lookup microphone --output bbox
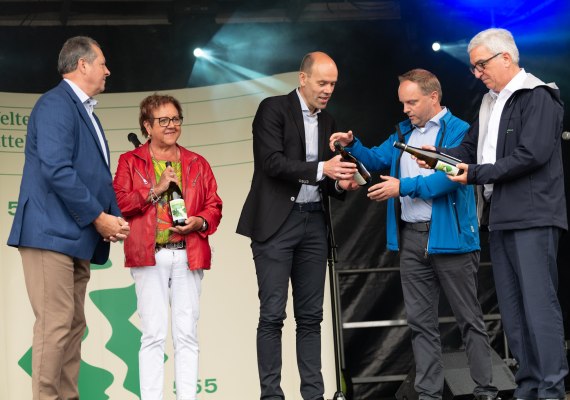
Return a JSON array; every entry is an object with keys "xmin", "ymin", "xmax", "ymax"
[{"xmin": 128, "ymin": 132, "xmax": 142, "ymax": 148}]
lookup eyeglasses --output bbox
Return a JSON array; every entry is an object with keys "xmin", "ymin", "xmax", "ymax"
[
  {"xmin": 469, "ymin": 52, "xmax": 502, "ymax": 74},
  {"xmin": 152, "ymin": 116, "xmax": 183, "ymax": 127}
]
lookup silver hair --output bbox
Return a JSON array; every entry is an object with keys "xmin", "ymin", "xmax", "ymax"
[
  {"xmin": 468, "ymin": 28, "xmax": 519, "ymax": 64},
  {"xmin": 57, "ymin": 36, "xmax": 100, "ymax": 75}
]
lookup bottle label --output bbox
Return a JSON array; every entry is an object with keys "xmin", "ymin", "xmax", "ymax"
[
  {"xmin": 434, "ymin": 161, "xmax": 460, "ymax": 176},
  {"xmin": 353, "ymin": 172, "xmax": 367, "ymax": 186},
  {"xmin": 169, "ymin": 198, "xmax": 188, "ymax": 222}
]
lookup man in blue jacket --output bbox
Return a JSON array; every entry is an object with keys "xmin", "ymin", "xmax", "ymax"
[
  {"xmin": 7, "ymin": 36, "xmax": 129, "ymax": 400},
  {"xmin": 442, "ymin": 28, "xmax": 568, "ymax": 400},
  {"xmin": 330, "ymin": 69, "xmax": 498, "ymax": 400}
]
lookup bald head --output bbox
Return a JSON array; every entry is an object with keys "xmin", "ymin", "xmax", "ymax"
[
  {"xmin": 300, "ymin": 51, "xmax": 336, "ymax": 75},
  {"xmin": 298, "ymin": 52, "xmax": 338, "ymax": 113}
]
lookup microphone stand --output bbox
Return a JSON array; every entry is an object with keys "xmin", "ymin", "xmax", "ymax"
[{"xmin": 327, "ymin": 198, "xmax": 348, "ymax": 400}]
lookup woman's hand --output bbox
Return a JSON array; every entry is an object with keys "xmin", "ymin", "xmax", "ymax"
[
  {"xmin": 169, "ymin": 216, "xmax": 205, "ymax": 235},
  {"xmin": 155, "ymin": 165, "xmax": 179, "ymax": 195}
]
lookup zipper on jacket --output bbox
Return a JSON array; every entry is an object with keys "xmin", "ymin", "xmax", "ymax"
[
  {"xmin": 192, "ymin": 172, "xmax": 201, "ymax": 187},
  {"xmin": 452, "ymin": 200, "xmax": 462, "ymax": 234},
  {"xmin": 184, "ymin": 157, "xmax": 199, "ymax": 190},
  {"xmin": 423, "ymin": 120, "xmax": 446, "ymax": 257},
  {"xmin": 134, "ymin": 167, "xmax": 149, "ymax": 185}
]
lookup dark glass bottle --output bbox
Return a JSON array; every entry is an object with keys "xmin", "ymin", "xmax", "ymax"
[
  {"xmin": 165, "ymin": 161, "xmax": 187, "ymax": 226},
  {"xmin": 393, "ymin": 141, "xmax": 464, "ymax": 176},
  {"xmin": 333, "ymin": 141, "xmax": 372, "ymax": 186}
]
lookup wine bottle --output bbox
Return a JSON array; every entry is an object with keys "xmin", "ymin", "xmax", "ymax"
[
  {"xmin": 333, "ymin": 141, "xmax": 372, "ymax": 186},
  {"xmin": 393, "ymin": 141, "xmax": 464, "ymax": 176},
  {"xmin": 165, "ymin": 161, "xmax": 188, "ymax": 226}
]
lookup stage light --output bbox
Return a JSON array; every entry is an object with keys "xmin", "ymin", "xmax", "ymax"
[
  {"xmin": 432, "ymin": 42, "xmax": 441, "ymax": 52},
  {"xmin": 193, "ymin": 48, "xmax": 205, "ymax": 58}
]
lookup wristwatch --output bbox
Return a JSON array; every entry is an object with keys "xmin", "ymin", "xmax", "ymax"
[{"xmin": 200, "ymin": 217, "xmax": 208, "ymax": 232}]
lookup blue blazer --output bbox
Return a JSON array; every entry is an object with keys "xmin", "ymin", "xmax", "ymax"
[{"xmin": 8, "ymin": 80, "xmax": 121, "ymax": 264}]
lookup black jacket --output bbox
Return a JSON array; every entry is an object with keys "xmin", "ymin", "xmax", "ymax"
[
  {"xmin": 236, "ymin": 90, "xmax": 343, "ymax": 242},
  {"xmin": 445, "ymin": 75, "xmax": 567, "ymax": 231}
]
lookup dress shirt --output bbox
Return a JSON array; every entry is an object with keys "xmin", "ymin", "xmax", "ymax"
[
  {"xmin": 295, "ymin": 89, "xmax": 323, "ymax": 203},
  {"xmin": 400, "ymin": 107, "xmax": 448, "ymax": 223},
  {"xmin": 481, "ymin": 69, "xmax": 527, "ymax": 199},
  {"xmin": 63, "ymin": 79, "xmax": 109, "ymax": 165}
]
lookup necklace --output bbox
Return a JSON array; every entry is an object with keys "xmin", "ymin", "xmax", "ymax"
[{"xmin": 149, "ymin": 144, "xmax": 179, "ymax": 162}]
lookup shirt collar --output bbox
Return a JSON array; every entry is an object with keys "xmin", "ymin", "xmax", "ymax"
[
  {"xmin": 489, "ymin": 68, "xmax": 527, "ymax": 99},
  {"xmin": 413, "ymin": 107, "xmax": 447, "ymax": 132},
  {"xmin": 64, "ymin": 78, "xmax": 98, "ymax": 110},
  {"xmin": 296, "ymin": 88, "xmax": 321, "ymax": 116}
]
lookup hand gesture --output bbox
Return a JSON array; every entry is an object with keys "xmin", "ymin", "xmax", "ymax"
[
  {"xmin": 94, "ymin": 212, "xmax": 130, "ymax": 242},
  {"xmin": 323, "ymin": 154, "xmax": 357, "ymax": 180},
  {"xmin": 338, "ymin": 178, "xmax": 361, "ymax": 191},
  {"xmin": 447, "ymin": 163, "xmax": 469, "ymax": 184},
  {"xmin": 169, "ymin": 216, "xmax": 206, "ymax": 235},
  {"xmin": 329, "ymin": 130, "xmax": 354, "ymax": 151},
  {"xmin": 367, "ymin": 175, "xmax": 400, "ymax": 202},
  {"xmin": 155, "ymin": 165, "xmax": 178, "ymax": 195}
]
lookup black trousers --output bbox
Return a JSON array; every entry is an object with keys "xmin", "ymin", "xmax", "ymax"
[{"xmin": 251, "ymin": 209, "xmax": 327, "ymax": 400}]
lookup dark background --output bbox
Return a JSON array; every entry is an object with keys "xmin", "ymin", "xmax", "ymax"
[{"xmin": 1, "ymin": 0, "xmax": 569, "ymax": 398}]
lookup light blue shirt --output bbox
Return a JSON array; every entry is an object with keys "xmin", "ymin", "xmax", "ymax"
[
  {"xmin": 64, "ymin": 79, "xmax": 109, "ymax": 165},
  {"xmin": 295, "ymin": 89, "xmax": 323, "ymax": 203},
  {"xmin": 400, "ymin": 107, "xmax": 447, "ymax": 223}
]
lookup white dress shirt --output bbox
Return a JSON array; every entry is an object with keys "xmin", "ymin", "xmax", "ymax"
[
  {"xmin": 481, "ymin": 69, "xmax": 527, "ymax": 199},
  {"xmin": 295, "ymin": 89, "xmax": 323, "ymax": 203}
]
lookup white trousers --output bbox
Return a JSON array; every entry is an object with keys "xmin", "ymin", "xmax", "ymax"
[{"xmin": 131, "ymin": 249, "xmax": 203, "ymax": 400}]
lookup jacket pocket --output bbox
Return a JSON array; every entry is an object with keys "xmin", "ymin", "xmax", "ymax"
[{"xmin": 44, "ymin": 192, "xmax": 81, "ymax": 240}]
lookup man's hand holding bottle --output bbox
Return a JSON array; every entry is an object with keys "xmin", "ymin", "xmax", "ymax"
[
  {"xmin": 329, "ymin": 130, "xmax": 354, "ymax": 149},
  {"xmin": 329, "ymin": 130, "xmax": 372, "ymax": 188},
  {"xmin": 323, "ymin": 154, "xmax": 357, "ymax": 179},
  {"xmin": 413, "ymin": 144, "xmax": 469, "ymax": 184}
]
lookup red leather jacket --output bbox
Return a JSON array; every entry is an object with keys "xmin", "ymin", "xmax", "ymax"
[{"xmin": 113, "ymin": 142, "xmax": 222, "ymax": 269}]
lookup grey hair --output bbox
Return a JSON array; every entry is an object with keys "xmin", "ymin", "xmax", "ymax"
[
  {"xmin": 468, "ymin": 28, "xmax": 519, "ymax": 64},
  {"xmin": 57, "ymin": 36, "xmax": 100, "ymax": 75}
]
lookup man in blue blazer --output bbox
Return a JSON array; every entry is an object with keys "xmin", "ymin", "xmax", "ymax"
[{"xmin": 7, "ymin": 36, "xmax": 129, "ymax": 400}]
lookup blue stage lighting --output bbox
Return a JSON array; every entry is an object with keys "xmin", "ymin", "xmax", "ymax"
[
  {"xmin": 193, "ymin": 48, "xmax": 205, "ymax": 58},
  {"xmin": 432, "ymin": 42, "xmax": 441, "ymax": 52}
]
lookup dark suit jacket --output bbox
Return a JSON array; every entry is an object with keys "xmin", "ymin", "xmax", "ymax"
[
  {"xmin": 8, "ymin": 80, "xmax": 121, "ymax": 264},
  {"xmin": 237, "ymin": 90, "xmax": 343, "ymax": 243}
]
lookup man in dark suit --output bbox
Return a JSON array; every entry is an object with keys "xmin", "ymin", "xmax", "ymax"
[
  {"xmin": 7, "ymin": 36, "xmax": 129, "ymax": 400},
  {"xmin": 237, "ymin": 52, "xmax": 358, "ymax": 400}
]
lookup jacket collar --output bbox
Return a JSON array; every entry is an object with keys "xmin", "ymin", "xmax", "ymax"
[{"xmin": 59, "ymin": 80, "xmax": 109, "ymax": 165}]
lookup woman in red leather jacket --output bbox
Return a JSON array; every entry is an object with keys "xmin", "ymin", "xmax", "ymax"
[{"xmin": 113, "ymin": 94, "xmax": 222, "ymax": 400}]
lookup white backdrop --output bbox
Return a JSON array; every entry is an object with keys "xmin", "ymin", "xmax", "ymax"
[{"xmin": 0, "ymin": 72, "xmax": 336, "ymax": 399}]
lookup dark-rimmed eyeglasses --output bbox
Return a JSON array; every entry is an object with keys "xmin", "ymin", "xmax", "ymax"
[
  {"xmin": 469, "ymin": 52, "xmax": 502, "ymax": 74},
  {"xmin": 152, "ymin": 116, "xmax": 183, "ymax": 127}
]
